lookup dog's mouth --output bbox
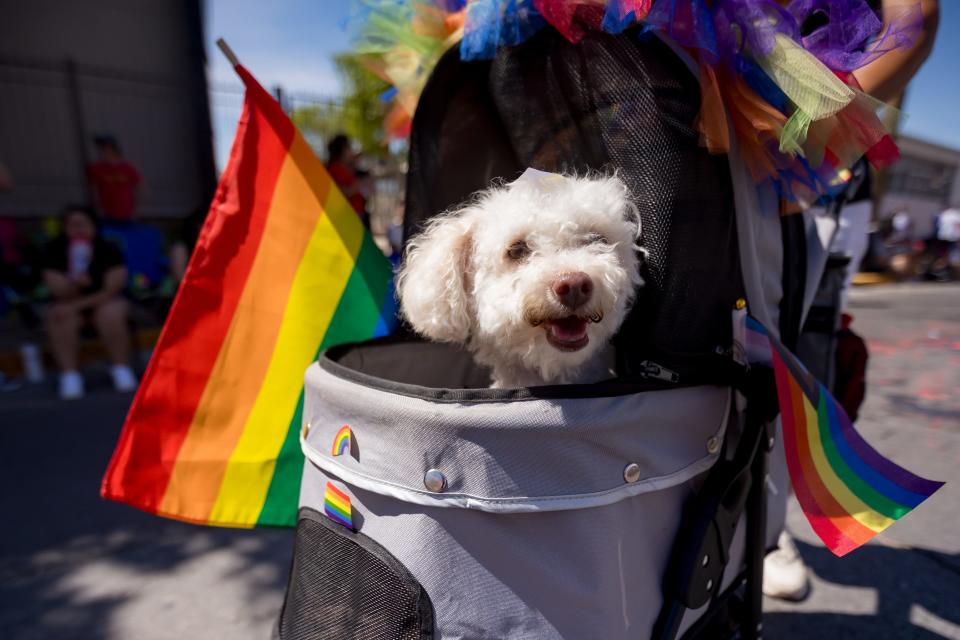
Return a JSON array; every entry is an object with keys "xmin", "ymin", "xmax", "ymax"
[{"xmin": 541, "ymin": 314, "xmax": 600, "ymax": 352}]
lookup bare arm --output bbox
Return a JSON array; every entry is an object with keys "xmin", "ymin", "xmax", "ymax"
[
  {"xmin": 853, "ymin": 0, "xmax": 940, "ymax": 103},
  {"xmin": 75, "ymin": 265, "xmax": 128, "ymax": 310},
  {"xmin": 43, "ymin": 270, "xmax": 82, "ymax": 301}
]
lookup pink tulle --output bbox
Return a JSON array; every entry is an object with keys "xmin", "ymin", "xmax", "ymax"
[{"xmin": 533, "ymin": 0, "xmax": 606, "ymax": 43}]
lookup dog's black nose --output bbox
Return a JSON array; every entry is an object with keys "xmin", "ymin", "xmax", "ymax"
[{"xmin": 552, "ymin": 272, "xmax": 593, "ymax": 310}]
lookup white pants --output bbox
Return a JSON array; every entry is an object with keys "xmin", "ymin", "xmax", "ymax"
[{"xmin": 830, "ymin": 200, "xmax": 872, "ymax": 311}]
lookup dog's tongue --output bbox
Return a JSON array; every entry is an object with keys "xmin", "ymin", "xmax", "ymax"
[{"xmin": 548, "ymin": 316, "xmax": 588, "ymax": 341}]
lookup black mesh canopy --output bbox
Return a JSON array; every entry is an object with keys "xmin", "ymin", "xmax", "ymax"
[{"xmin": 405, "ymin": 28, "xmax": 745, "ymax": 380}]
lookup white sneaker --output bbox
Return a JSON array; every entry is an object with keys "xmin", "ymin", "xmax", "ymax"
[
  {"xmin": 763, "ymin": 530, "xmax": 811, "ymax": 601},
  {"xmin": 110, "ymin": 365, "xmax": 138, "ymax": 392},
  {"xmin": 59, "ymin": 371, "xmax": 85, "ymax": 400}
]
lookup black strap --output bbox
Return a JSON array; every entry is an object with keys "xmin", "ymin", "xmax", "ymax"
[
  {"xmin": 651, "ymin": 366, "xmax": 776, "ymax": 640},
  {"xmin": 779, "ymin": 206, "xmax": 807, "ymax": 352}
]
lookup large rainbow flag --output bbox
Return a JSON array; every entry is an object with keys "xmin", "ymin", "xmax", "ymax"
[
  {"xmin": 745, "ymin": 316, "xmax": 943, "ymax": 556},
  {"xmin": 101, "ymin": 62, "xmax": 396, "ymax": 527}
]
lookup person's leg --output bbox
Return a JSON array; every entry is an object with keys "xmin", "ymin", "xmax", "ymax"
[
  {"xmin": 46, "ymin": 302, "xmax": 80, "ymax": 372},
  {"xmin": 93, "ymin": 297, "xmax": 137, "ymax": 391},
  {"xmin": 763, "ymin": 427, "xmax": 810, "ymax": 601},
  {"xmin": 169, "ymin": 241, "xmax": 189, "ymax": 283},
  {"xmin": 93, "ymin": 298, "xmax": 131, "ymax": 366},
  {"xmin": 46, "ymin": 302, "xmax": 84, "ymax": 399},
  {"xmin": 831, "ymin": 200, "xmax": 872, "ymax": 311}
]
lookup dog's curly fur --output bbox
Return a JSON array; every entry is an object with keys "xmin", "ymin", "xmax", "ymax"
[{"xmin": 398, "ymin": 171, "xmax": 643, "ymax": 388}]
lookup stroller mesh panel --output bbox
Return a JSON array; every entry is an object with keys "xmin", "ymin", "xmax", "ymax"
[
  {"xmin": 278, "ymin": 508, "xmax": 433, "ymax": 640},
  {"xmin": 405, "ymin": 29, "xmax": 744, "ymax": 379}
]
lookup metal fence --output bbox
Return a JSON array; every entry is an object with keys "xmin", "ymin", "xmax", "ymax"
[{"xmin": 262, "ymin": 84, "xmax": 405, "ymax": 245}]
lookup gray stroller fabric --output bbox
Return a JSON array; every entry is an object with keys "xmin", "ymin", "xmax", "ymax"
[
  {"xmin": 303, "ymin": 361, "xmax": 731, "ymax": 512},
  {"xmin": 296, "ymin": 352, "xmax": 739, "ymax": 639}
]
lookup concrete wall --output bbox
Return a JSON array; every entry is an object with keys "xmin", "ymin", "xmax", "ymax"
[
  {"xmin": 878, "ymin": 135, "xmax": 960, "ymax": 238},
  {"xmin": 0, "ymin": 0, "xmax": 214, "ymax": 218},
  {"xmin": 877, "ymin": 194, "xmax": 948, "ymax": 238}
]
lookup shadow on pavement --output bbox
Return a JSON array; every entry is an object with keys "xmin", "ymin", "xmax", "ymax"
[
  {"xmin": 765, "ymin": 539, "xmax": 960, "ymax": 640},
  {"xmin": 0, "ymin": 385, "xmax": 293, "ymax": 640}
]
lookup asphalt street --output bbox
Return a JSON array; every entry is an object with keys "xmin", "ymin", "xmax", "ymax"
[
  {"xmin": 764, "ymin": 283, "xmax": 960, "ymax": 639},
  {"xmin": 1, "ymin": 282, "xmax": 958, "ymax": 639}
]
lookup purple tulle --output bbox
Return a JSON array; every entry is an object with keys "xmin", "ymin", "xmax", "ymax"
[
  {"xmin": 788, "ymin": 0, "xmax": 922, "ymax": 72},
  {"xmin": 713, "ymin": 0, "xmax": 799, "ymax": 61},
  {"xmin": 428, "ymin": 0, "xmax": 468, "ymax": 11}
]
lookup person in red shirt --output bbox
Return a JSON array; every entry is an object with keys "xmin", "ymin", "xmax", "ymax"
[
  {"xmin": 87, "ymin": 135, "xmax": 142, "ymax": 222},
  {"xmin": 326, "ymin": 134, "xmax": 370, "ymax": 229}
]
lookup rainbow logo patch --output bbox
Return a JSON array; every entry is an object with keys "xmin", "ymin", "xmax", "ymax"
[
  {"xmin": 331, "ymin": 425, "xmax": 352, "ymax": 457},
  {"xmin": 324, "ymin": 481, "xmax": 353, "ymax": 529}
]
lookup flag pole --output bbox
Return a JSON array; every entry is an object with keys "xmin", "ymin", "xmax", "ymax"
[{"xmin": 215, "ymin": 38, "xmax": 241, "ymax": 68}]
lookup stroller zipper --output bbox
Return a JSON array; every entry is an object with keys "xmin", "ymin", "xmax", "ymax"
[{"xmin": 638, "ymin": 360, "xmax": 680, "ymax": 384}]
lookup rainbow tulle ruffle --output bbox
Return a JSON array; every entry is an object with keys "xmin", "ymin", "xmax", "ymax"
[{"xmin": 351, "ymin": 0, "xmax": 921, "ymax": 204}]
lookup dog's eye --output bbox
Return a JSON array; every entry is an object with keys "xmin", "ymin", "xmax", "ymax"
[
  {"xmin": 506, "ymin": 239, "xmax": 531, "ymax": 261},
  {"xmin": 584, "ymin": 232, "xmax": 609, "ymax": 246}
]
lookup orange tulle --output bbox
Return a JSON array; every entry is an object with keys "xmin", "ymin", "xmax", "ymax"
[
  {"xmin": 384, "ymin": 104, "xmax": 413, "ymax": 140},
  {"xmin": 412, "ymin": 4, "xmax": 464, "ymax": 38},
  {"xmin": 697, "ymin": 62, "xmax": 731, "ymax": 154},
  {"xmin": 720, "ymin": 70, "xmax": 787, "ymax": 183}
]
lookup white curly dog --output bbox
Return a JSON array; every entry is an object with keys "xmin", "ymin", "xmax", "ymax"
[{"xmin": 398, "ymin": 168, "xmax": 644, "ymax": 388}]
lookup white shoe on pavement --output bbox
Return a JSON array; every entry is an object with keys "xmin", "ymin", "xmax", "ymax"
[
  {"xmin": 763, "ymin": 530, "xmax": 811, "ymax": 601},
  {"xmin": 110, "ymin": 365, "xmax": 138, "ymax": 392},
  {"xmin": 59, "ymin": 371, "xmax": 85, "ymax": 400}
]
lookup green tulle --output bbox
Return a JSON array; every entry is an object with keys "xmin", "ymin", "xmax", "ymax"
[
  {"xmin": 354, "ymin": 1, "xmax": 443, "ymax": 56},
  {"xmin": 755, "ymin": 34, "xmax": 855, "ymax": 156},
  {"xmin": 779, "ymin": 110, "xmax": 813, "ymax": 157}
]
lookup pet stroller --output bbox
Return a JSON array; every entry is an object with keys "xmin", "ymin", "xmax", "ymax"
[{"xmin": 276, "ymin": 27, "xmax": 811, "ymax": 640}]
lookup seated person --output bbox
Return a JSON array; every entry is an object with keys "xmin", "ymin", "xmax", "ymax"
[{"xmin": 42, "ymin": 205, "xmax": 138, "ymax": 399}]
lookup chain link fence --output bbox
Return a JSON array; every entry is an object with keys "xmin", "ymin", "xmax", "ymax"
[{"xmin": 212, "ymin": 82, "xmax": 406, "ymax": 254}]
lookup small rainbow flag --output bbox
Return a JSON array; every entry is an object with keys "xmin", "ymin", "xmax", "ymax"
[
  {"xmin": 331, "ymin": 425, "xmax": 352, "ymax": 457},
  {"xmin": 100, "ymin": 62, "xmax": 396, "ymax": 527},
  {"xmin": 324, "ymin": 481, "xmax": 354, "ymax": 529},
  {"xmin": 745, "ymin": 317, "xmax": 943, "ymax": 556}
]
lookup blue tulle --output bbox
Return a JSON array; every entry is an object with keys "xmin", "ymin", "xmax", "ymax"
[
  {"xmin": 602, "ymin": 0, "xmax": 641, "ymax": 34},
  {"xmin": 380, "ymin": 86, "xmax": 399, "ymax": 102},
  {"xmin": 461, "ymin": 0, "xmax": 547, "ymax": 60},
  {"xmin": 645, "ymin": 0, "xmax": 718, "ymax": 63},
  {"xmin": 771, "ymin": 151, "xmax": 834, "ymax": 201},
  {"xmin": 740, "ymin": 61, "xmax": 790, "ymax": 113}
]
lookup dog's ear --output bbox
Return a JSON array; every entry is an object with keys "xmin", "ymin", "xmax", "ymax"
[{"xmin": 397, "ymin": 209, "xmax": 475, "ymax": 343}]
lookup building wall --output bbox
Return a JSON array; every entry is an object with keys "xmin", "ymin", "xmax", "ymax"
[
  {"xmin": 877, "ymin": 135, "xmax": 960, "ymax": 238},
  {"xmin": 0, "ymin": 0, "xmax": 214, "ymax": 218}
]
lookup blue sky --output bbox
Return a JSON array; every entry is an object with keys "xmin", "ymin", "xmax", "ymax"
[{"xmin": 206, "ymin": 0, "xmax": 960, "ymax": 170}]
